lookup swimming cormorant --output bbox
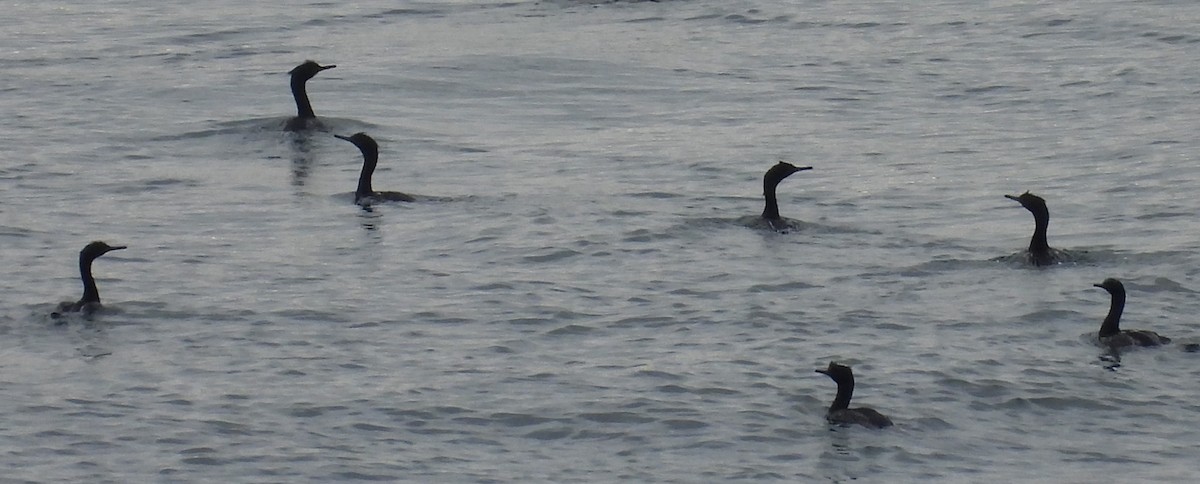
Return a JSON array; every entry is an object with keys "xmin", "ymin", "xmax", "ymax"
[
  {"xmin": 1093, "ymin": 278, "xmax": 1170, "ymax": 348},
  {"xmin": 816, "ymin": 362, "xmax": 893, "ymax": 429},
  {"xmin": 335, "ymin": 132, "xmax": 415, "ymax": 205},
  {"xmin": 53, "ymin": 241, "xmax": 125, "ymax": 317},
  {"xmin": 1004, "ymin": 191, "xmax": 1065, "ymax": 266},
  {"xmin": 762, "ymin": 161, "xmax": 812, "ymax": 231},
  {"xmin": 286, "ymin": 60, "xmax": 335, "ymax": 130}
]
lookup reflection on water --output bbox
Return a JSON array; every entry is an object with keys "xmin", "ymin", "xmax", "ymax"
[
  {"xmin": 358, "ymin": 204, "xmax": 381, "ymax": 232},
  {"xmin": 288, "ymin": 133, "xmax": 316, "ymax": 187}
]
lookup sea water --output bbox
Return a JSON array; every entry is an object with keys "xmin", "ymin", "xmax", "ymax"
[{"xmin": 3, "ymin": 1, "xmax": 1200, "ymax": 481}]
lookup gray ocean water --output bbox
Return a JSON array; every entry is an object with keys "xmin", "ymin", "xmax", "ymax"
[{"xmin": 4, "ymin": 0, "xmax": 1200, "ymax": 482}]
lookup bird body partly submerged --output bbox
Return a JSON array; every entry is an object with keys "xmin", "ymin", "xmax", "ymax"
[
  {"xmin": 1004, "ymin": 191, "xmax": 1077, "ymax": 266},
  {"xmin": 52, "ymin": 241, "xmax": 125, "ymax": 318},
  {"xmin": 1093, "ymin": 278, "xmax": 1170, "ymax": 348},
  {"xmin": 761, "ymin": 161, "xmax": 812, "ymax": 232},
  {"xmin": 826, "ymin": 406, "xmax": 893, "ymax": 429},
  {"xmin": 816, "ymin": 362, "xmax": 893, "ymax": 429},
  {"xmin": 335, "ymin": 132, "xmax": 415, "ymax": 205},
  {"xmin": 285, "ymin": 60, "xmax": 336, "ymax": 131}
]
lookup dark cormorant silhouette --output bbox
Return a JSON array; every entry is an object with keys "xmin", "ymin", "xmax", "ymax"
[
  {"xmin": 1093, "ymin": 278, "xmax": 1170, "ymax": 348},
  {"xmin": 53, "ymin": 241, "xmax": 125, "ymax": 317},
  {"xmin": 335, "ymin": 132, "xmax": 415, "ymax": 205},
  {"xmin": 816, "ymin": 362, "xmax": 893, "ymax": 429},
  {"xmin": 1004, "ymin": 191, "xmax": 1068, "ymax": 266},
  {"xmin": 762, "ymin": 161, "xmax": 812, "ymax": 231},
  {"xmin": 285, "ymin": 60, "xmax": 336, "ymax": 130}
]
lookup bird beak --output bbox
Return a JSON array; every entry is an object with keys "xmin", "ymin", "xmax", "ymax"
[
  {"xmin": 1004, "ymin": 194, "xmax": 1019, "ymax": 202},
  {"xmin": 796, "ymin": 166, "xmax": 814, "ymax": 172},
  {"xmin": 1093, "ymin": 283, "xmax": 1103, "ymax": 288},
  {"xmin": 815, "ymin": 369, "xmax": 828, "ymax": 375},
  {"xmin": 334, "ymin": 134, "xmax": 351, "ymax": 142},
  {"xmin": 321, "ymin": 64, "xmax": 337, "ymax": 71}
]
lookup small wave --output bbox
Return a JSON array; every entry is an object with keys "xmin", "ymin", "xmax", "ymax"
[
  {"xmin": 269, "ymin": 309, "xmax": 354, "ymax": 323},
  {"xmin": 522, "ymin": 248, "xmax": 581, "ymax": 263},
  {"xmin": 577, "ymin": 412, "xmax": 656, "ymax": 424},
  {"xmin": 379, "ymin": 8, "xmax": 447, "ymax": 17},
  {"xmin": 661, "ymin": 419, "xmax": 708, "ymax": 430},
  {"xmin": 999, "ymin": 396, "xmax": 1118, "ymax": 412},
  {"xmin": 545, "ymin": 324, "xmax": 596, "ymax": 336},
  {"xmin": 904, "ymin": 257, "xmax": 1012, "ymax": 274},
  {"xmin": 1014, "ymin": 309, "xmax": 1081, "ymax": 325},
  {"xmin": 524, "ymin": 427, "xmax": 573, "ymax": 440},
  {"xmin": 490, "ymin": 413, "xmax": 562, "ymax": 427},
  {"xmin": 1138, "ymin": 277, "xmax": 1200, "ymax": 295},
  {"xmin": 992, "ymin": 247, "xmax": 1094, "ymax": 267},
  {"xmin": 747, "ymin": 281, "xmax": 818, "ymax": 293},
  {"xmin": 628, "ymin": 191, "xmax": 684, "ymax": 199},
  {"xmin": 633, "ymin": 369, "xmax": 683, "ymax": 380}
]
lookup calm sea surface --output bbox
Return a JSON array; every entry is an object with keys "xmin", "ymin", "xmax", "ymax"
[{"xmin": 4, "ymin": 1, "xmax": 1200, "ymax": 482}]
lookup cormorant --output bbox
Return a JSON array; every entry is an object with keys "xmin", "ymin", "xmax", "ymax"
[
  {"xmin": 285, "ymin": 60, "xmax": 336, "ymax": 130},
  {"xmin": 762, "ymin": 161, "xmax": 812, "ymax": 231},
  {"xmin": 1004, "ymin": 191, "xmax": 1064, "ymax": 266},
  {"xmin": 335, "ymin": 132, "xmax": 415, "ymax": 205},
  {"xmin": 816, "ymin": 362, "xmax": 893, "ymax": 429},
  {"xmin": 1093, "ymin": 278, "xmax": 1170, "ymax": 348},
  {"xmin": 53, "ymin": 241, "xmax": 125, "ymax": 317}
]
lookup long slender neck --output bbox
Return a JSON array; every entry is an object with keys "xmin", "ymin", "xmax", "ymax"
[
  {"xmin": 1028, "ymin": 209, "xmax": 1050, "ymax": 254},
  {"xmin": 829, "ymin": 377, "xmax": 854, "ymax": 411},
  {"xmin": 79, "ymin": 254, "xmax": 99, "ymax": 303},
  {"xmin": 292, "ymin": 76, "xmax": 315, "ymax": 119},
  {"xmin": 356, "ymin": 151, "xmax": 377, "ymax": 198},
  {"xmin": 762, "ymin": 179, "xmax": 782, "ymax": 220},
  {"xmin": 1099, "ymin": 289, "xmax": 1124, "ymax": 337}
]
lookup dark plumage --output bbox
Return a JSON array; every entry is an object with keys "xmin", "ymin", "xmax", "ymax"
[
  {"xmin": 286, "ymin": 60, "xmax": 336, "ymax": 130},
  {"xmin": 1093, "ymin": 278, "xmax": 1170, "ymax": 348},
  {"xmin": 761, "ymin": 161, "xmax": 812, "ymax": 231},
  {"xmin": 1004, "ymin": 191, "xmax": 1061, "ymax": 266},
  {"xmin": 53, "ymin": 241, "xmax": 125, "ymax": 317},
  {"xmin": 816, "ymin": 362, "xmax": 893, "ymax": 429},
  {"xmin": 335, "ymin": 132, "xmax": 415, "ymax": 205}
]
